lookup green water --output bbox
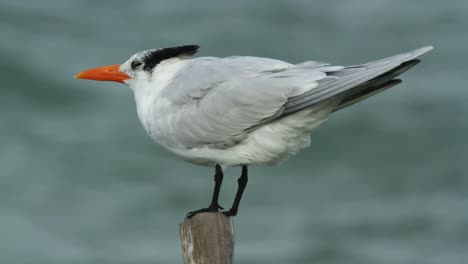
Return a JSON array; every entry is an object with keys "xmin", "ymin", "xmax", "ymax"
[{"xmin": 1, "ymin": 1, "xmax": 467, "ymax": 263}]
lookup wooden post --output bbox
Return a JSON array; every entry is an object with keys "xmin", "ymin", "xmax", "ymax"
[{"xmin": 179, "ymin": 213, "xmax": 235, "ymax": 264}]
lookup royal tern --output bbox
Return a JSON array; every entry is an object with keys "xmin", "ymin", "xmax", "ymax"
[{"xmin": 76, "ymin": 45, "xmax": 433, "ymax": 218}]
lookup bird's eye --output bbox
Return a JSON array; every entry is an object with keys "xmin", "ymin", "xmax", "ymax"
[{"xmin": 131, "ymin": 61, "xmax": 143, "ymax": 69}]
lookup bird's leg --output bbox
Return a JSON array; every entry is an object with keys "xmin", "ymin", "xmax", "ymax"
[
  {"xmin": 185, "ymin": 165, "xmax": 224, "ymax": 219},
  {"xmin": 208, "ymin": 164, "xmax": 224, "ymax": 211},
  {"xmin": 223, "ymin": 166, "xmax": 248, "ymax": 217}
]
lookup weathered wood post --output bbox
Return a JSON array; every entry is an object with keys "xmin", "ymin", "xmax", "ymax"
[{"xmin": 179, "ymin": 213, "xmax": 235, "ymax": 264}]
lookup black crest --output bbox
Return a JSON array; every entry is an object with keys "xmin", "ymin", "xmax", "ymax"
[{"xmin": 141, "ymin": 45, "xmax": 199, "ymax": 72}]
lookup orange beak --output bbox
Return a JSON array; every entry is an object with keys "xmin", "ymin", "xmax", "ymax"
[{"xmin": 74, "ymin": 64, "xmax": 130, "ymax": 83}]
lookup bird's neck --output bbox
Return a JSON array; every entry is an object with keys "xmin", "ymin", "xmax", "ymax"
[
  {"xmin": 133, "ymin": 58, "xmax": 192, "ymax": 137},
  {"xmin": 134, "ymin": 57, "xmax": 191, "ymax": 98}
]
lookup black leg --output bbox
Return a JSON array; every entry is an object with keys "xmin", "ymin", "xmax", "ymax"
[
  {"xmin": 185, "ymin": 165, "xmax": 224, "ymax": 219},
  {"xmin": 223, "ymin": 166, "xmax": 248, "ymax": 217},
  {"xmin": 209, "ymin": 165, "xmax": 224, "ymax": 210}
]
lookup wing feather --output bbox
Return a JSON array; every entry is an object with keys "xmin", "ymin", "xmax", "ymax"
[
  {"xmin": 282, "ymin": 46, "xmax": 433, "ymax": 116},
  {"xmin": 159, "ymin": 57, "xmax": 325, "ymax": 147},
  {"xmin": 158, "ymin": 47, "xmax": 432, "ymax": 148}
]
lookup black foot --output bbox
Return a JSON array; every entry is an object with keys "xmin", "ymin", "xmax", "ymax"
[
  {"xmin": 185, "ymin": 165, "xmax": 249, "ymax": 219},
  {"xmin": 185, "ymin": 203, "xmax": 224, "ymax": 220},
  {"xmin": 222, "ymin": 208, "xmax": 237, "ymax": 217},
  {"xmin": 186, "ymin": 164, "xmax": 225, "ymax": 220},
  {"xmin": 222, "ymin": 166, "xmax": 248, "ymax": 218}
]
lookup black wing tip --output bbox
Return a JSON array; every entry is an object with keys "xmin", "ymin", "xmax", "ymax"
[
  {"xmin": 333, "ymin": 79, "xmax": 403, "ymax": 112},
  {"xmin": 401, "ymin": 59, "xmax": 420, "ymax": 67}
]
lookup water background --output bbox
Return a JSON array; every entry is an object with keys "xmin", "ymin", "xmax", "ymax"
[{"xmin": 1, "ymin": 1, "xmax": 467, "ymax": 263}]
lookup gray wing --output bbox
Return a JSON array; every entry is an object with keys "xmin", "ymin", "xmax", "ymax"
[
  {"xmin": 282, "ymin": 46, "xmax": 433, "ymax": 116},
  {"xmin": 160, "ymin": 57, "xmax": 327, "ymax": 148},
  {"xmin": 160, "ymin": 46, "xmax": 432, "ymax": 148}
]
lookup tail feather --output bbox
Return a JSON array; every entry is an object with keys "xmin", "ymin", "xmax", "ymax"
[
  {"xmin": 246, "ymin": 46, "xmax": 433, "ymax": 132},
  {"xmin": 333, "ymin": 59, "xmax": 421, "ymax": 112},
  {"xmin": 282, "ymin": 46, "xmax": 433, "ymax": 117}
]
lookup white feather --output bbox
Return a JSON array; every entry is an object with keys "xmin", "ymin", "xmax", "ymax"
[{"xmin": 119, "ymin": 46, "xmax": 433, "ymax": 167}]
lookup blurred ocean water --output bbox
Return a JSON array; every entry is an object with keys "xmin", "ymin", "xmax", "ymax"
[{"xmin": 1, "ymin": 1, "xmax": 467, "ymax": 263}]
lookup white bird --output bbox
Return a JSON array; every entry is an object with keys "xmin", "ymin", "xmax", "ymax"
[{"xmin": 75, "ymin": 45, "xmax": 433, "ymax": 218}]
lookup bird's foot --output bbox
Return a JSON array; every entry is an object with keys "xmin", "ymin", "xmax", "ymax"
[
  {"xmin": 222, "ymin": 208, "xmax": 237, "ymax": 217},
  {"xmin": 185, "ymin": 203, "xmax": 224, "ymax": 220}
]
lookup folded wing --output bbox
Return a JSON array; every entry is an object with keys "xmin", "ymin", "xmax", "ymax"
[{"xmin": 159, "ymin": 46, "xmax": 432, "ymax": 148}]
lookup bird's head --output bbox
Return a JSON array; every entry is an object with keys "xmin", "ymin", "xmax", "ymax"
[{"xmin": 75, "ymin": 45, "xmax": 199, "ymax": 86}]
